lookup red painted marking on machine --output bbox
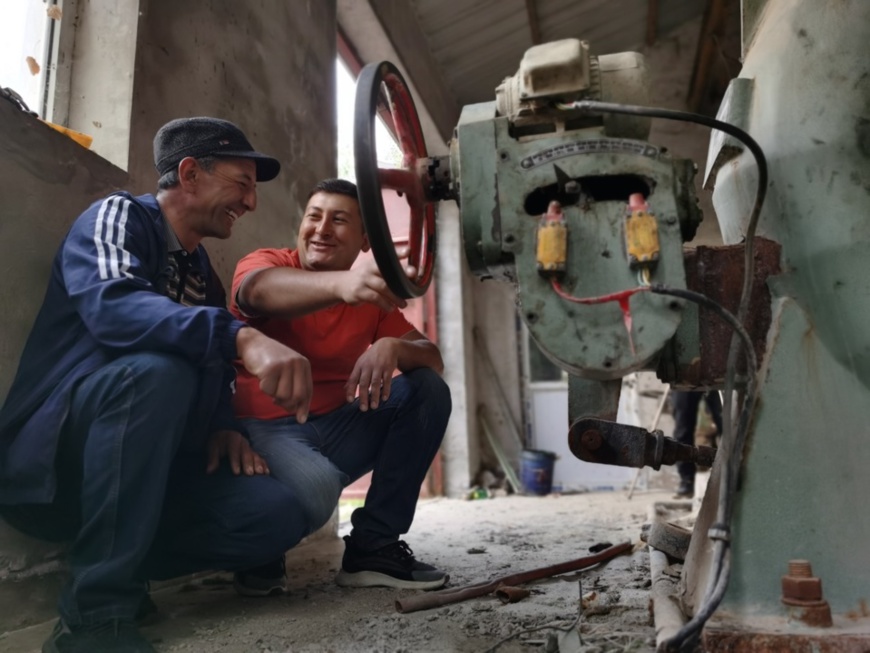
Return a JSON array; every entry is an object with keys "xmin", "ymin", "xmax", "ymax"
[{"xmin": 550, "ymin": 280, "xmax": 648, "ymax": 354}]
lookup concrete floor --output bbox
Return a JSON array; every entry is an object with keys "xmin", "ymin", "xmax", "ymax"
[{"xmin": 1, "ymin": 489, "xmax": 675, "ymax": 653}]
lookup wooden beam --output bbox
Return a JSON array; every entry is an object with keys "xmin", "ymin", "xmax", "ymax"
[
  {"xmin": 358, "ymin": 0, "xmax": 459, "ymax": 144},
  {"xmin": 687, "ymin": 0, "xmax": 730, "ymax": 113},
  {"xmin": 525, "ymin": 0, "xmax": 542, "ymax": 45},
  {"xmin": 646, "ymin": 0, "xmax": 659, "ymax": 46}
]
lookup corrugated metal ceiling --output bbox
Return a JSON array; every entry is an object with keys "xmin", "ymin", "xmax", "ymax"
[{"xmin": 409, "ymin": 0, "xmax": 704, "ymax": 106}]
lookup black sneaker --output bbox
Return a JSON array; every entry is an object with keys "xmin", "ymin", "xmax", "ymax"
[
  {"xmin": 233, "ymin": 556, "xmax": 287, "ymax": 597},
  {"xmin": 42, "ymin": 618, "xmax": 155, "ymax": 653},
  {"xmin": 335, "ymin": 535, "xmax": 448, "ymax": 590}
]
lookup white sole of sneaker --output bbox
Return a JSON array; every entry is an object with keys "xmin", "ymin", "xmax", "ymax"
[{"xmin": 334, "ymin": 569, "xmax": 448, "ymax": 590}]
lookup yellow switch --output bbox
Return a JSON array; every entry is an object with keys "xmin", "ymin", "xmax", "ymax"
[
  {"xmin": 625, "ymin": 193, "xmax": 659, "ymax": 270},
  {"xmin": 536, "ymin": 201, "xmax": 567, "ymax": 274}
]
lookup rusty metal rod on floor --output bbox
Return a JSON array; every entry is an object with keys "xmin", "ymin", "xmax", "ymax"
[{"xmin": 395, "ymin": 540, "xmax": 632, "ymax": 614}]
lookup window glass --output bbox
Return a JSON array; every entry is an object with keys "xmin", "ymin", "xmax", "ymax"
[
  {"xmin": 0, "ymin": 1, "xmax": 51, "ymax": 115},
  {"xmin": 335, "ymin": 58, "xmax": 403, "ymax": 181},
  {"xmin": 528, "ymin": 332, "xmax": 565, "ymax": 382}
]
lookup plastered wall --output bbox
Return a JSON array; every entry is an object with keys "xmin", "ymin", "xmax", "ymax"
[
  {"xmin": 0, "ymin": 0, "xmax": 337, "ymax": 633},
  {"xmin": 0, "ymin": 100, "xmax": 129, "ymax": 634},
  {"xmin": 128, "ymin": 0, "xmax": 338, "ymax": 284}
]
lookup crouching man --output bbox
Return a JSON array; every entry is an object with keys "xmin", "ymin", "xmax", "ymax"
[
  {"xmin": 231, "ymin": 178, "xmax": 451, "ymax": 593},
  {"xmin": 0, "ymin": 117, "xmax": 313, "ymax": 653}
]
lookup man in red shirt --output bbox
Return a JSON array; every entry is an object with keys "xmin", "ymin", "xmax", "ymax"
[{"xmin": 230, "ymin": 178, "xmax": 451, "ymax": 592}]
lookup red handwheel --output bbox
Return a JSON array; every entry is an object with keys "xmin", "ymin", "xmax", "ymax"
[{"xmin": 354, "ymin": 61, "xmax": 436, "ymax": 299}]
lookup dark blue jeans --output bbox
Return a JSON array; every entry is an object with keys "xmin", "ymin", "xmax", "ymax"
[
  {"xmin": 2, "ymin": 353, "xmax": 308, "ymax": 627},
  {"xmin": 241, "ymin": 368, "xmax": 451, "ymax": 551},
  {"xmin": 672, "ymin": 390, "xmax": 723, "ymax": 484}
]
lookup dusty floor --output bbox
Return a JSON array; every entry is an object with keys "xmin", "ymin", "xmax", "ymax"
[{"xmin": 3, "ymin": 489, "xmax": 676, "ymax": 653}]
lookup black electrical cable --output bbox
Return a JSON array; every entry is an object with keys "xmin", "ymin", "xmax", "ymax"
[
  {"xmin": 649, "ymin": 285, "xmax": 759, "ymax": 651},
  {"xmin": 559, "ymin": 100, "xmax": 769, "ymax": 650},
  {"xmin": 648, "ymin": 286, "xmax": 757, "ymax": 375}
]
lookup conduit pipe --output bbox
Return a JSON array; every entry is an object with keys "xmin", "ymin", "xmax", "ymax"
[{"xmin": 647, "ymin": 503, "xmax": 690, "ymax": 650}]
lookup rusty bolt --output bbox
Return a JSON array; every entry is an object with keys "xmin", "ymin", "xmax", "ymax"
[
  {"xmin": 789, "ymin": 560, "xmax": 812, "ymax": 577},
  {"xmin": 580, "ymin": 429, "xmax": 603, "ymax": 451},
  {"xmin": 781, "ymin": 559, "xmax": 832, "ymax": 627},
  {"xmin": 782, "ymin": 559, "xmax": 823, "ymax": 602}
]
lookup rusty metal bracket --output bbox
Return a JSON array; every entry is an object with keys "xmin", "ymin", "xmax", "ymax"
[
  {"xmin": 567, "ymin": 417, "xmax": 716, "ymax": 470},
  {"xmin": 659, "ymin": 237, "xmax": 781, "ymax": 389}
]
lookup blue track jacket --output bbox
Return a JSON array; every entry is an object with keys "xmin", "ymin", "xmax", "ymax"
[{"xmin": 0, "ymin": 192, "xmax": 246, "ymax": 504}]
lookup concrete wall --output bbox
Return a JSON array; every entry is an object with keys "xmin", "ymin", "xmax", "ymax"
[
  {"xmin": 470, "ymin": 282, "xmax": 525, "ymax": 482},
  {"xmin": 128, "ymin": 0, "xmax": 338, "ymax": 283},
  {"xmin": 64, "ymin": 0, "xmax": 140, "ymax": 169},
  {"xmin": 0, "ymin": 100, "xmax": 129, "ymax": 634},
  {"xmin": 436, "ymin": 202, "xmax": 479, "ymax": 497},
  {"xmin": 0, "ymin": 0, "xmax": 338, "ymax": 633}
]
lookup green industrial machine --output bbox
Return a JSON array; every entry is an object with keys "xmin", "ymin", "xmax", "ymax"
[{"xmin": 353, "ymin": 0, "xmax": 870, "ymax": 648}]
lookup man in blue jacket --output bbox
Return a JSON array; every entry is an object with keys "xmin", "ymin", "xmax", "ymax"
[{"xmin": 0, "ymin": 117, "xmax": 313, "ymax": 653}]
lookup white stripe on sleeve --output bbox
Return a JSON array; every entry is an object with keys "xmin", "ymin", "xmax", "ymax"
[
  {"xmin": 93, "ymin": 196, "xmax": 133, "ymax": 280},
  {"xmin": 93, "ymin": 197, "xmax": 112, "ymax": 280},
  {"xmin": 116, "ymin": 200, "xmax": 133, "ymax": 279},
  {"xmin": 104, "ymin": 197, "xmax": 119, "ymax": 278}
]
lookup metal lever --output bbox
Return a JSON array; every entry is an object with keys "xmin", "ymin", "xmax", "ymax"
[{"xmin": 568, "ymin": 417, "xmax": 716, "ymax": 470}]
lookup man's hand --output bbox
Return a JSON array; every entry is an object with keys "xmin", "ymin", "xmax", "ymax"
[
  {"xmin": 337, "ymin": 250, "xmax": 416, "ymax": 313},
  {"xmin": 345, "ymin": 338, "xmax": 400, "ymax": 411},
  {"xmin": 206, "ymin": 430, "xmax": 270, "ymax": 476},
  {"xmin": 236, "ymin": 327, "xmax": 312, "ymax": 423}
]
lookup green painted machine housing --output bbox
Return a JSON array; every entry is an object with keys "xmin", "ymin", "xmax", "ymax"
[
  {"xmin": 451, "ymin": 102, "xmax": 701, "ymax": 380},
  {"xmin": 682, "ymin": 0, "xmax": 870, "ymax": 628}
]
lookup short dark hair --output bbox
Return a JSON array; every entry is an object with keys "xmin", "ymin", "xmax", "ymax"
[
  {"xmin": 157, "ymin": 155, "xmax": 219, "ymax": 190},
  {"xmin": 306, "ymin": 178, "xmax": 358, "ymax": 202}
]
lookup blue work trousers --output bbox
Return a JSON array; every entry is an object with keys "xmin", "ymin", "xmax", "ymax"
[
  {"xmin": 1, "ymin": 353, "xmax": 307, "ymax": 627},
  {"xmin": 672, "ymin": 390, "xmax": 723, "ymax": 484},
  {"xmin": 241, "ymin": 368, "xmax": 451, "ymax": 551}
]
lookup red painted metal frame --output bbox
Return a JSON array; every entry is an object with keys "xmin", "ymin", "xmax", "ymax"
[
  {"xmin": 376, "ymin": 69, "xmax": 436, "ymax": 291},
  {"xmin": 337, "ymin": 32, "xmax": 442, "ymax": 497}
]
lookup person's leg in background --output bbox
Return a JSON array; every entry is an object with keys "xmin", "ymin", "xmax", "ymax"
[
  {"xmin": 703, "ymin": 391, "xmax": 724, "ymax": 442},
  {"xmin": 671, "ymin": 390, "xmax": 703, "ymax": 498}
]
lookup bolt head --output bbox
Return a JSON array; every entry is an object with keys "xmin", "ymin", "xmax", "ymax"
[
  {"xmin": 580, "ymin": 429, "xmax": 603, "ymax": 451},
  {"xmin": 782, "ymin": 575, "xmax": 823, "ymax": 601}
]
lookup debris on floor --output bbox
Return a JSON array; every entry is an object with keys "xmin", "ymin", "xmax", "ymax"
[{"xmin": 3, "ymin": 490, "xmax": 672, "ymax": 652}]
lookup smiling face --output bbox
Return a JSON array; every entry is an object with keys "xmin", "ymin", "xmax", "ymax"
[
  {"xmin": 191, "ymin": 158, "xmax": 258, "ymax": 240},
  {"xmin": 297, "ymin": 191, "xmax": 368, "ymax": 271}
]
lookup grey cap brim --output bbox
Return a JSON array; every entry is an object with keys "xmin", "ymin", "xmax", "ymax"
[{"xmin": 216, "ymin": 151, "xmax": 281, "ymax": 182}]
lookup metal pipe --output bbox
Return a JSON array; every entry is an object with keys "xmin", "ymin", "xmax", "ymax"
[
  {"xmin": 647, "ymin": 504, "xmax": 689, "ymax": 649},
  {"xmin": 395, "ymin": 541, "xmax": 632, "ymax": 614}
]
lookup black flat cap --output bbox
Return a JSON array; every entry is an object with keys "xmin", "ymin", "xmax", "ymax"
[{"xmin": 154, "ymin": 117, "xmax": 281, "ymax": 182}]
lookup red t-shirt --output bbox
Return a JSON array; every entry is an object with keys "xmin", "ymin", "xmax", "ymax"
[{"xmin": 230, "ymin": 248, "xmax": 415, "ymax": 419}]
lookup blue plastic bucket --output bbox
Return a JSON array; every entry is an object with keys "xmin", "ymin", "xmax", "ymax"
[{"xmin": 520, "ymin": 449, "xmax": 557, "ymax": 496}]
